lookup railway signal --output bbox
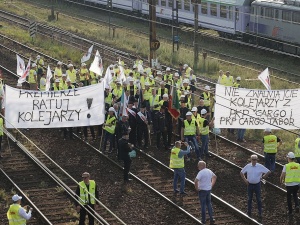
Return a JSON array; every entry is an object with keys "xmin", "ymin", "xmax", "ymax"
[{"xmin": 29, "ymin": 21, "xmax": 37, "ymax": 39}]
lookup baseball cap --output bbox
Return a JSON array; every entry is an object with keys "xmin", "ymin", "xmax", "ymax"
[
  {"xmin": 264, "ymin": 128, "xmax": 271, "ymax": 132},
  {"xmin": 186, "ymin": 112, "xmax": 192, "ymax": 116},
  {"xmin": 205, "ymin": 85, "xmax": 210, "ymax": 91},
  {"xmin": 108, "ymin": 107, "xmax": 115, "ymax": 112},
  {"xmin": 236, "ymin": 76, "xmax": 241, "ymax": 81},
  {"xmin": 166, "ymin": 67, "xmax": 171, "ymax": 71},
  {"xmin": 163, "ymin": 94, "xmax": 168, "ymax": 98},
  {"xmin": 201, "ymin": 109, "xmax": 207, "ymax": 115},
  {"xmin": 82, "ymin": 172, "xmax": 90, "ymax": 178},
  {"xmin": 12, "ymin": 194, "xmax": 22, "ymax": 202},
  {"xmin": 287, "ymin": 152, "xmax": 295, "ymax": 159},
  {"xmin": 191, "ymin": 107, "xmax": 197, "ymax": 112}
]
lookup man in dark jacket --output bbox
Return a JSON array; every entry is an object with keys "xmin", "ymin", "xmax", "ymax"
[
  {"xmin": 136, "ymin": 102, "xmax": 151, "ymax": 149},
  {"xmin": 115, "ymin": 115, "xmax": 130, "ymax": 159},
  {"xmin": 118, "ymin": 131, "xmax": 134, "ymax": 182},
  {"xmin": 154, "ymin": 105, "xmax": 169, "ymax": 150}
]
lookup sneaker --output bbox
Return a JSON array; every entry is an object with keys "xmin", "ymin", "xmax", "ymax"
[
  {"xmin": 180, "ymin": 192, "xmax": 188, "ymax": 196},
  {"xmin": 173, "ymin": 189, "xmax": 179, "ymax": 196}
]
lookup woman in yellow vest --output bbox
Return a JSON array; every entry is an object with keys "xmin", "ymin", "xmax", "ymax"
[
  {"xmin": 28, "ymin": 63, "xmax": 37, "ymax": 90},
  {"xmin": 66, "ymin": 64, "xmax": 77, "ymax": 85},
  {"xmin": 54, "ymin": 61, "xmax": 63, "ymax": 79},
  {"xmin": 39, "ymin": 73, "xmax": 46, "ymax": 91},
  {"xmin": 80, "ymin": 64, "xmax": 89, "ymax": 86},
  {"xmin": 102, "ymin": 107, "xmax": 116, "ymax": 153},
  {"xmin": 280, "ymin": 152, "xmax": 300, "ymax": 215},
  {"xmin": 199, "ymin": 109, "xmax": 211, "ymax": 158},
  {"xmin": 7, "ymin": 194, "xmax": 32, "ymax": 224}
]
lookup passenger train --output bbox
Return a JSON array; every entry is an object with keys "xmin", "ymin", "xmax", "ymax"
[{"xmin": 77, "ymin": 0, "xmax": 300, "ymax": 55}]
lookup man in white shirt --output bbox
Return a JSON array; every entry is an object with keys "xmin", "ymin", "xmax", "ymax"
[
  {"xmin": 7, "ymin": 194, "xmax": 33, "ymax": 224},
  {"xmin": 240, "ymin": 154, "xmax": 270, "ymax": 218},
  {"xmin": 194, "ymin": 161, "xmax": 217, "ymax": 224}
]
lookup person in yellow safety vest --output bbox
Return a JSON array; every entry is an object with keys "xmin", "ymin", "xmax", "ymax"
[
  {"xmin": 102, "ymin": 107, "xmax": 117, "ymax": 153},
  {"xmin": 60, "ymin": 74, "xmax": 68, "ymax": 90},
  {"xmin": 144, "ymin": 66, "xmax": 152, "ymax": 76},
  {"xmin": 139, "ymin": 72, "xmax": 146, "ymax": 90},
  {"xmin": 181, "ymin": 111, "xmax": 201, "ymax": 160},
  {"xmin": 35, "ymin": 55, "xmax": 44, "ymax": 86},
  {"xmin": 149, "ymin": 88, "xmax": 161, "ymax": 112},
  {"xmin": 174, "ymin": 73, "xmax": 182, "ymax": 89},
  {"xmin": 75, "ymin": 172, "xmax": 99, "ymax": 225},
  {"xmin": 183, "ymin": 64, "xmax": 192, "ymax": 77},
  {"xmin": 224, "ymin": 71, "xmax": 234, "ymax": 86},
  {"xmin": 146, "ymin": 75, "xmax": 155, "ymax": 87},
  {"xmin": 217, "ymin": 70, "xmax": 225, "ymax": 84},
  {"xmin": 201, "ymin": 85, "xmax": 211, "ymax": 108},
  {"xmin": 233, "ymin": 76, "xmax": 241, "ymax": 88},
  {"xmin": 199, "ymin": 109, "xmax": 213, "ymax": 158},
  {"xmin": 169, "ymin": 141, "xmax": 191, "ymax": 196},
  {"xmin": 294, "ymin": 136, "xmax": 300, "ymax": 163},
  {"xmin": 7, "ymin": 194, "xmax": 32, "ymax": 225},
  {"xmin": 181, "ymin": 79, "xmax": 190, "ymax": 92},
  {"xmin": 66, "ymin": 64, "xmax": 77, "ymax": 85},
  {"xmin": 191, "ymin": 107, "xmax": 201, "ymax": 126},
  {"xmin": 112, "ymin": 82, "xmax": 123, "ymax": 101},
  {"xmin": 89, "ymin": 71, "xmax": 98, "ymax": 85},
  {"xmin": 280, "ymin": 152, "xmax": 300, "ymax": 215},
  {"xmin": 164, "ymin": 67, "xmax": 173, "ymax": 82},
  {"xmin": 28, "ymin": 63, "xmax": 37, "ymax": 90},
  {"xmin": 134, "ymin": 56, "xmax": 143, "ymax": 68},
  {"xmin": 39, "ymin": 73, "xmax": 46, "ymax": 91},
  {"xmin": 155, "ymin": 71, "xmax": 163, "ymax": 83},
  {"xmin": 0, "ymin": 116, "xmax": 3, "ymax": 158},
  {"xmin": 114, "ymin": 64, "xmax": 120, "ymax": 77},
  {"xmin": 263, "ymin": 128, "xmax": 282, "ymax": 172},
  {"xmin": 143, "ymin": 82, "xmax": 152, "ymax": 100},
  {"xmin": 104, "ymin": 87, "xmax": 114, "ymax": 111},
  {"xmin": 124, "ymin": 64, "xmax": 132, "ymax": 76},
  {"xmin": 66, "ymin": 79, "xmax": 75, "ymax": 89},
  {"xmin": 80, "ymin": 64, "xmax": 89, "ymax": 86},
  {"xmin": 54, "ymin": 61, "xmax": 63, "ymax": 80},
  {"xmin": 185, "ymin": 91, "xmax": 192, "ymax": 110},
  {"xmin": 157, "ymin": 81, "xmax": 168, "ymax": 99},
  {"xmin": 127, "ymin": 78, "xmax": 137, "ymax": 96},
  {"xmin": 132, "ymin": 66, "xmax": 140, "ymax": 80},
  {"xmin": 52, "ymin": 79, "xmax": 62, "ymax": 91}
]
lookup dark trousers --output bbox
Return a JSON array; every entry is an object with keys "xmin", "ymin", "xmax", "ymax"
[
  {"xmin": 137, "ymin": 124, "xmax": 149, "ymax": 147},
  {"xmin": 63, "ymin": 127, "xmax": 73, "ymax": 139},
  {"xmin": 123, "ymin": 158, "xmax": 132, "ymax": 181},
  {"xmin": 79, "ymin": 204, "xmax": 95, "ymax": 225},
  {"xmin": 286, "ymin": 185, "xmax": 299, "ymax": 213},
  {"xmin": 247, "ymin": 183, "xmax": 262, "ymax": 216},
  {"xmin": 83, "ymin": 126, "xmax": 95, "ymax": 138},
  {"xmin": 129, "ymin": 126, "xmax": 137, "ymax": 145},
  {"xmin": 103, "ymin": 131, "xmax": 115, "ymax": 152},
  {"xmin": 166, "ymin": 124, "xmax": 173, "ymax": 146},
  {"xmin": 156, "ymin": 130, "xmax": 167, "ymax": 148}
]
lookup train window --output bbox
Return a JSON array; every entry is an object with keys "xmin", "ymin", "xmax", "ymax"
[
  {"xmin": 168, "ymin": 0, "xmax": 173, "ymax": 8},
  {"xmin": 275, "ymin": 9, "xmax": 279, "ymax": 20},
  {"xmin": 228, "ymin": 6, "xmax": 233, "ymax": 20},
  {"xmin": 292, "ymin": 12, "xmax": 300, "ymax": 23},
  {"xmin": 178, "ymin": 0, "xmax": 182, "ymax": 10},
  {"xmin": 282, "ymin": 11, "xmax": 292, "ymax": 22},
  {"xmin": 265, "ymin": 8, "xmax": 274, "ymax": 19},
  {"xmin": 184, "ymin": 0, "xmax": 190, "ymax": 11},
  {"xmin": 220, "ymin": 5, "xmax": 227, "ymax": 18},
  {"xmin": 251, "ymin": 6, "xmax": 255, "ymax": 15},
  {"xmin": 201, "ymin": 2, "xmax": 207, "ymax": 14},
  {"xmin": 235, "ymin": 8, "xmax": 239, "ymax": 20},
  {"xmin": 211, "ymin": 3, "xmax": 217, "ymax": 16},
  {"xmin": 260, "ymin": 7, "xmax": 264, "ymax": 17},
  {"xmin": 161, "ymin": 0, "xmax": 166, "ymax": 7}
]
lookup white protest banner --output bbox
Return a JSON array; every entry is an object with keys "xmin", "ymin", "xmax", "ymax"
[
  {"xmin": 214, "ymin": 84, "xmax": 299, "ymax": 129},
  {"xmin": 5, "ymin": 83, "xmax": 105, "ymax": 128}
]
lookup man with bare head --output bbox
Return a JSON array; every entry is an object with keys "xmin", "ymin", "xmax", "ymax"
[{"xmin": 194, "ymin": 161, "xmax": 217, "ymax": 224}]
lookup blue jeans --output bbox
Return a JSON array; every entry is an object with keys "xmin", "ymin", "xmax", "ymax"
[
  {"xmin": 173, "ymin": 168, "xmax": 186, "ymax": 193},
  {"xmin": 184, "ymin": 135, "xmax": 200, "ymax": 158},
  {"xmin": 237, "ymin": 129, "xmax": 246, "ymax": 140},
  {"xmin": 247, "ymin": 183, "xmax": 262, "ymax": 216},
  {"xmin": 201, "ymin": 135, "xmax": 209, "ymax": 156},
  {"xmin": 103, "ymin": 131, "xmax": 115, "ymax": 152},
  {"xmin": 264, "ymin": 153, "xmax": 276, "ymax": 172},
  {"xmin": 198, "ymin": 190, "xmax": 214, "ymax": 223}
]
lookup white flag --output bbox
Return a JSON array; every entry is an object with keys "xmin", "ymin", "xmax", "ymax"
[
  {"xmin": 46, "ymin": 65, "xmax": 52, "ymax": 91},
  {"xmin": 16, "ymin": 54, "xmax": 25, "ymax": 76},
  {"xmin": 104, "ymin": 65, "xmax": 113, "ymax": 87},
  {"xmin": 89, "ymin": 50, "xmax": 103, "ymax": 76},
  {"xmin": 18, "ymin": 58, "xmax": 31, "ymax": 84},
  {"xmin": 81, "ymin": 45, "xmax": 94, "ymax": 63},
  {"xmin": 258, "ymin": 68, "xmax": 271, "ymax": 90},
  {"xmin": 118, "ymin": 59, "xmax": 126, "ymax": 84}
]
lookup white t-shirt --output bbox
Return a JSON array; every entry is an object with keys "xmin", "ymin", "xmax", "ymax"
[
  {"xmin": 282, "ymin": 165, "xmax": 300, "ymax": 186},
  {"xmin": 241, "ymin": 163, "xmax": 269, "ymax": 184},
  {"xmin": 196, "ymin": 168, "xmax": 216, "ymax": 191}
]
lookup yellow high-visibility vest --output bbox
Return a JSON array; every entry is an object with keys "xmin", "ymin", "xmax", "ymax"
[
  {"xmin": 0, "ymin": 118, "xmax": 3, "ymax": 136},
  {"xmin": 264, "ymin": 135, "xmax": 278, "ymax": 154},
  {"xmin": 39, "ymin": 77, "xmax": 46, "ymax": 91},
  {"xmin": 149, "ymin": 95, "xmax": 161, "ymax": 110},
  {"xmin": 67, "ymin": 69, "xmax": 77, "ymax": 83},
  {"xmin": 157, "ymin": 88, "xmax": 168, "ymax": 97},
  {"xmin": 295, "ymin": 138, "xmax": 300, "ymax": 158},
  {"xmin": 7, "ymin": 204, "xmax": 26, "ymax": 225},
  {"xmin": 104, "ymin": 115, "xmax": 116, "ymax": 134},
  {"xmin": 28, "ymin": 69, "xmax": 36, "ymax": 83},
  {"xmin": 192, "ymin": 114, "xmax": 201, "ymax": 126},
  {"xmin": 143, "ymin": 89, "xmax": 152, "ymax": 100},
  {"xmin": 80, "ymin": 68, "xmax": 89, "ymax": 81},
  {"xmin": 54, "ymin": 67, "xmax": 62, "ymax": 78},
  {"xmin": 90, "ymin": 71, "xmax": 98, "ymax": 85},
  {"xmin": 112, "ymin": 88, "xmax": 122, "ymax": 100},
  {"xmin": 203, "ymin": 92, "xmax": 210, "ymax": 107},
  {"xmin": 198, "ymin": 117, "xmax": 209, "ymax": 135},
  {"xmin": 285, "ymin": 162, "xmax": 300, "ymax": 183},
  {"xmin": 169, "ymin": 147, "xmax": 184, "ymax": 168},
  {"xmin": 79, "ymin": 180, "xmax": 96, "ymax": 205},
  {"xmin": 105, "ymin": 93, "xmax": 113, "ymax": 105},
  {"xmin": 184, "ymin": 119, "xmax": 197, "ymax": 136}
]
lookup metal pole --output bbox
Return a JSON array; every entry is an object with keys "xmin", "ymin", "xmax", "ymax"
[
  {"xmin": 149, "ymin": 0, "xmax": 156, "ymax": 67},
  {"xmin": 193, "ymin": 1, "xmax": 199, "ymax": 70},
  {"xmin": 176, "ymin": 0, "xmax": 179, "ymax": 51},
  {"xmin": 172, "ymin": 2, "xmax": 174, "ymax": 53}
]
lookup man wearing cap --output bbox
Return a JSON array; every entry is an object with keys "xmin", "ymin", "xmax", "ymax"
[
  {"xmin": 263, "ymin": 128, "xmax": 282, "ymax": 172},
  {"xmin": 149, "ymin": 88, "xmax": 161, "ymax": 119},
  {"xmin": 102, "ymin": 107, "xmax": 117, "ymax": 153},
  {"xmin": 183, "ymin": 64, "xmax": 192, "ymax": 77},
  {"xmin": 280, "ymin": 152, "xmax": 300, "ymax": 215},
  {"xmin": 240, "ymin": 154, "xmax": 270, "ymax": 218},
  {"xmin": 80, "ymin": 63, "xmax": 89, "ymax": 86},
  {"xmin": 233, "ymin": 76, "xmax": 241, "ymax": 88},
  {"xmin": 54, "ymin": 61, "xmax": 63, "ymax": 79},
  {"xmin": 127, "ymin": 77, "xmax": 137, "ymax": 97},
  {"xmin": 181, "ymin": 111, "xmax": 201, "ymax": 160},
  {"xmin": 112, "ymin": 81, "xmax": 123, "ymax": 102},
  {"xmin": 104, "ymin": 87, "xmax": 114, "ymax": 112},
  {"xmin": 39, "ymin": 73, "xmax": 46, "ymax": 91},
  {"xmin": 170, "ymin": 141, "xmax": 191, "ymax": 196},
  {"xmin": 29, "ymin": 63, "xmax": 37, "ymax": 90},
  {"xmin": 127, "ymin": 101, "xmax": 138, "ymax": 146},
  {"xmin": 174, "ymin": 72, "xmax": 182, "ymax": 89},
  {"xmin": 137, "ymin": 102, "xmax": 151, "ymax": 149},
  {"xmin": 52, "ymin": 79, "xmax": 62, "ymax": 91},
  {"xmin": 60, "ymin": 74, "xmax": 68, "ymax": 90},
  {"xmin": 164, "ymin": 67, "xmax": 173, "ymax": 91},
  {"xmin": 224, "ymin": 71, "xmax": 234, "ymax": 86},
  {"xmin": 294, "ymin": 136, "xmax": 300, "ymax": 163},
  {"xmin": 158, "ymin": 82, "xmax": 168, "ymax": 99},
  {"xmin": 67, "ymin": 64, "xmax": 77, "ymax": 85},
  {"xmin": 75, "ymin": 172, "xmax": 99, "ymax": 225},
  {"xmin": 178, "ymin": 101, "xmax": 189, "ymax": 137},
  {"xmin": 199, "ymin": 109, "xmax": 212, "ymax": 158},
  {"xmin": 66, "ymin": 78, "xmax": 75, "ymax": 89},
  {"xmin": 118, "ymin": 130, "xmax": 135, "ymax": 182},
  {"xmin": 7, "ymin": 194, "xmax": 33, "ymax": 224},
  {"xmin": 197, "ymin": 99, "xmax": 210, "ymax": 121},
  {"xmin": 201, "ymin": 86, "xmax": 211, "ymax": 109},
  {"xmin": 35, "ymin": 55, "xmax": 44, "ymax": 78},
  {"xmin": 181, "ymin": 79, "xmax": 190, "ymax": 92},
  {"xmin": 194, "ymin": 161, "xmax": 217, "ymax": 224}
]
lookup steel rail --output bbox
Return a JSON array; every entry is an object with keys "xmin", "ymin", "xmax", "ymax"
[
  {"xmin": 0, "ymin": 168, "xmax": 53, "ymax": 225},
  {"xmin": 73, "ymin": 133, "xmax": 204, "ymax": 224}
]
